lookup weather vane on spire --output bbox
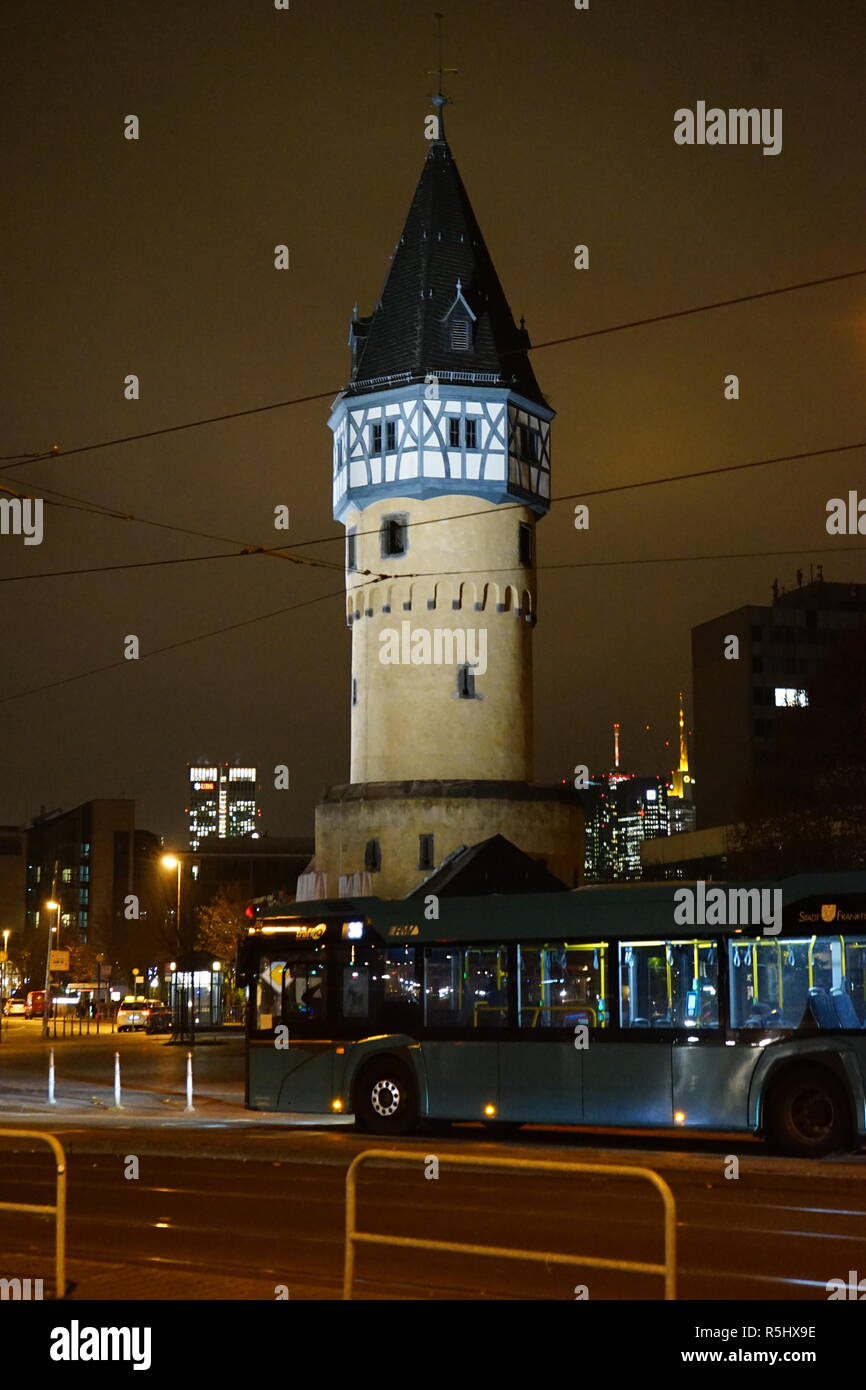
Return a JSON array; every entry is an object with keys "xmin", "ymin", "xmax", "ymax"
[{"xmin": 427, "ymin": 11, "xmax": 458, "ymax": 139}]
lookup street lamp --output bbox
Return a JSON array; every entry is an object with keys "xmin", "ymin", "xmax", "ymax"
[
  {"xmin": 42, "ymin": 900, "xmax": 60, "ymax": 1036},
  {"xmin": 161, "ymin": 854, "xmax": 192, "ymax": 1045}
]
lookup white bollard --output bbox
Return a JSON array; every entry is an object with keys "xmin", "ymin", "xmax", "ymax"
[
  {"xmin": 185, "ymin": 1050, "xmax": 195, "ymax": 1114},
  {"xmin": 113, "ymin": 1050, "xmax": 124, "ymax": 1110},
  {"xmin": 48, "ymin": 1047, "xmax": 56, "ymax": 1106}
]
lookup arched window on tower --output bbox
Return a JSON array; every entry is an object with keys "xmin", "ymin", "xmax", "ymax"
[{"xmin": 364, "ymin": 839, "xmax": 382, "ymax": 873}]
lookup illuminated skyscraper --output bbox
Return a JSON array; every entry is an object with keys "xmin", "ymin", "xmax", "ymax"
[{"xmin": 187, "ymin": 765, "xmax": 258, "ymax": 850}]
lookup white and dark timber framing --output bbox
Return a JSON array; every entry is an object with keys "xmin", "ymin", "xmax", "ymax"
[{"xmin": 300, "ymin": 94, "xmax": 583, "ymax": 900}]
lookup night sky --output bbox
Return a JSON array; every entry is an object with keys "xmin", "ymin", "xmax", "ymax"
[{"xmin": 3, "ymin": 0, "xmax": 864, "ymax": 845}]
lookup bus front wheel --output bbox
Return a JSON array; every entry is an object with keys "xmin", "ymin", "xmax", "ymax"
[
  {"xmin": 765, "ymin": 1066, "xmax": 852, "ymax": 1157},
  {"xmin": 353, "ymin": 1058, "xmax": 419, "ymax": 1136}
]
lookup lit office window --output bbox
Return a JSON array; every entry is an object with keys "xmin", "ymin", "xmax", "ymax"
[{"xmin": 774, "ymin": 687, "xmax": 808, "ymax": 708}]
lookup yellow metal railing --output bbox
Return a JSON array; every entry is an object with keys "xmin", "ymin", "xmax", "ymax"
[
  {"xmin": 344, "ymin": 1149, "xmax": 677, "ymax": 1300},
  {"xmin": 0, "ymin": 1130, "xmax": 67, "ymax": 1298}
]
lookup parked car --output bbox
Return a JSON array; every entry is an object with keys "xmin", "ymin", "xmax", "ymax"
[
  {"xmin": 3, "ymin": 996, "xmax": 26, "ymax": 1017},
  {"xmin": 24, "ymin": 990, "xmax": 45, "ymax": 1018},
  {"xmin": 116, "ymin": 997, "xmax": 172, "ymax": 1033}
]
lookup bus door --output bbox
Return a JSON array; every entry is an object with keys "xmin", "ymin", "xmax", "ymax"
[
  {"xmin": 668, "ymin": 939, "xmax": 746, "ymax": 1129},
  {"xmin": 583, "ymin": 940, "xmax": 720, "ymax": 1127},
  {"xmin": 500, "ymin": 943, "xmax": 608, "ymax": 1124},
  {"xmin": 420, "ymin": 946, "xmax": 506, "ymax": 1119}
]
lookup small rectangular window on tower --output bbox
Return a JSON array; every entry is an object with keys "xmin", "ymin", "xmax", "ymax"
[
  {"xmin": 386, "ymin": 420, "xmax": 397, "ymax": 451},
  {"xmin": 418, "ymin": 834, "xmax": 435, "ymax": 870},
  {"xmin": 448, "ymin": 417, "xmax": 461, "ymax": 448},
  {"xmin": 464, "ymin": 418, "xmax": 477, "ymax": 449},
  {"xmin": 346, "ymin": 529, "xmax": 357, "ymax": 572},
  {"xmin": 518, "ymin": 424, "xmax": 540, "ymax": 463},
  {"xmin": 518, "ymin": 521, "xmax": 533, "ymax": 566},
  {"xmin": 380, "ymin": 514, "xmax": 407, "ymax": 558},
  {"xmin": 370, "ymin": 422, "xmax": 382, "ymax": 454},
  {"xmin": 456, "ymin": 663, "xmax": 476, "ymax": 699},
  {"xmin": 352, "ymin": 677, "xmax": 358, "ymax": 707},
  {"xmin": 364, "ymin": 839, "xmax": 382, "ymax": 873}
]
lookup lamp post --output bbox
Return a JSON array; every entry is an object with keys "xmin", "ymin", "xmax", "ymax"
[
  {"xmin": 161, "ymin": 855, "xmax": 192, "ymax": 1045},
  {"xmin": 42, "ymin": 901, "xmax": 60, "ymax": 1037},
  {"xmin": 1, "ymin": 929, "xmax": 9, "ymax": 1034}
]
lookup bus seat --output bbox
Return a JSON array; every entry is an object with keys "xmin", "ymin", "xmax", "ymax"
[
  {"xmin": 807, "ymin": 987, "xmax": 838, "ymax": 1030},
  {"xmin": 830, "ymin": 988, "xmax": 862, "ymax": 1029}
]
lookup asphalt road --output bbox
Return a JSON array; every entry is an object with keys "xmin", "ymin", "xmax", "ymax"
[
  {"xmin": 1, "ymin": 1125, "xmax": 865, "ymax": 1301},
  {"xmin": 2, "ymin": 1022, "xmax": 866, "ymax": 1300}
]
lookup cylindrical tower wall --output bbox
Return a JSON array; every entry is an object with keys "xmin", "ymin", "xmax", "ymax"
[{"xmin": 345, "ymin": 495, "xmax": 537, "ymax": 783}]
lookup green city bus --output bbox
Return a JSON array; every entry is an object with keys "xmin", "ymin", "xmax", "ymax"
[{"xmin": 238, "ymin": 871, "xmax": 866, "ymax": 1157}]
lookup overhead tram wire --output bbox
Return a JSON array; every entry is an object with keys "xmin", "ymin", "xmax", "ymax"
[
  {"xmin": 16, "ymin": 431, "xmax": 866, "ymax": 563},
  {"xmin": 4, "ymin": 541, "xmax": 864, "ymax": 702},
  {"xmin": 2, "ymin": 265, "xmax": 862, "ymax": 476},
  {"xmin": 3, "ymin": 436, "xmax": 865, "ymax": 589},
  {"xmin": 5, "ymin": 539, "xmax": 866, "ymax": 590},
  {"xmin": 6, "ymin": 436, "xmax": 866, "ymax": 583},
  {"xmin": 0, "ymin": 584, "xmax": 349, "ymax": 707},
  {"xmin": 280, "ymin": 437, "xmax": 866, "ymax": 551},
  {"xmin": 0, "ymin": 472, "xmax": 347, "ymax": 575},
  {"xmin": 376, "ymin": 542, "xmax": 866, "ymax": 583}
]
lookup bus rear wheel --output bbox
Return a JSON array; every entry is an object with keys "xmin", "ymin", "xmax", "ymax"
[
  {"xmin": 353, "ymin": 1058, "xmax": 419, "ymax": 1136},
  {"xmin": 766, "ymin": 1066, "xmax": 852, "ymax": 1157}
]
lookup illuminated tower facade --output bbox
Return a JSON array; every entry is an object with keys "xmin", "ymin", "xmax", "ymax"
[{"xmin": 304, "ymin": 99, "xmax": 582, "ymax": 898}]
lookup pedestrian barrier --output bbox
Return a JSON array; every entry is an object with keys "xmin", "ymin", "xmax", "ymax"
[
  {"xmin": 0, "ymin": 1130, "xmax": 67, "ymax": 1298},
  {"xmin": 46, "ymin": 1013, "xmax": 107, "ymax": 1038},
  {"xmin": 344, "ymin": 1148, "xmax": 677, "ymax": 1300}
]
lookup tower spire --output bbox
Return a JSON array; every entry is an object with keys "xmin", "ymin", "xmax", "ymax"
[
  {"xmin": 677, "ymin": 689, "xmax": 689, "ymax": 774},
  {"xmin": 427, "ymin": 11, "xmax": 458, "ymax": 142},
  {"xmin": 671, "ymin": 691, "xmax": 691, "ymax": 798}
]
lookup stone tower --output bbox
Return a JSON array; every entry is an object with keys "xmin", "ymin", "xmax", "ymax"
[{"xmin": 301, "ymin": 101, "xmax": 582, "ymax": 900}]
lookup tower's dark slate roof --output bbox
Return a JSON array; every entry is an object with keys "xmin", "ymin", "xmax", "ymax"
[{"xmin": 348, "ymin": 137, "xmax": 546, "ymax": 408}]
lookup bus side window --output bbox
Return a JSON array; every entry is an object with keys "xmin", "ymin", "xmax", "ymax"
[
  {"xmin": 518, "ymin": 943, "xmax": 607, "ymax": 1028},
  {"xmin": 620, "ymin": 941, "xmax": 719, "ymax": 1029},
  {"xmin": 423, "ymin": 947, "xmax": 509, "ymax": 1028},
  {"xmin": 379, "ymin": 947, "xmax": 420, "ymax": 1028}
]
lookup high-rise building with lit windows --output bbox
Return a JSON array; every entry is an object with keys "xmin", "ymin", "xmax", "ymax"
[
  {"xmin": 187, "ymin": 765, "xmax": 258, "ymax": 850},
  {"xmin": 579, "ymin": 700, "xmax": 697, "ymax": 882},
  {"xmin": 692, "ymin": 576, "xmax": 866, "ymax": 827}
]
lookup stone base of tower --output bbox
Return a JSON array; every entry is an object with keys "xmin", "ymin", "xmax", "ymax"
[{"xmin": 301, "ymin": 780, "xmax": 584, "ymax": 900}]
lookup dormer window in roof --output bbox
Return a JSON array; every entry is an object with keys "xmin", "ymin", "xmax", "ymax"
[{"xmin": 441, "ymin": 278, "xmax": 476, "ymax": 353}]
